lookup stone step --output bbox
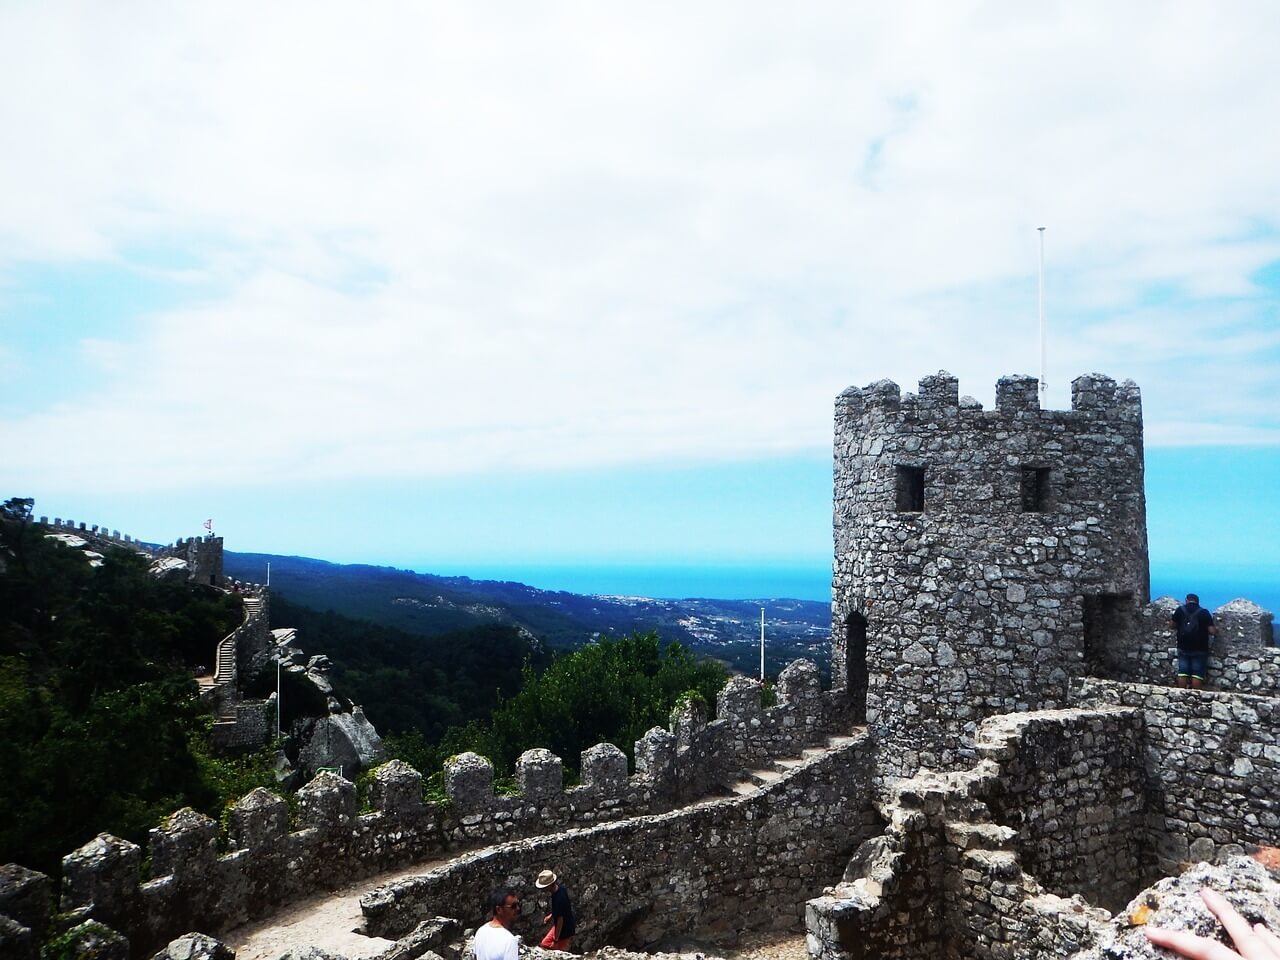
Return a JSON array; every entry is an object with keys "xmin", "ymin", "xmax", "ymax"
[{"xmin": 944, "ymin": 820, "xmax": 1018, "ymax": 851}]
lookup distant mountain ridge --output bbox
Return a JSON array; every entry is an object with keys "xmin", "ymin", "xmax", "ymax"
[{"xmin": 223, "ymin": 551, "xmax": 831, "ymax": 676}]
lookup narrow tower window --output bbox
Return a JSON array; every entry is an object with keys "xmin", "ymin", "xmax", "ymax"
[
  {"xmin": 845, "ymin": 611, "xmax": 869, "ymax": 723},
  {"xmin": 896, "ymin": 465, "xmax": 925, "ymax": 512},
  {"xmin": 1021, "ymin": 467, "xmax": 1052, "ymax": 512}
]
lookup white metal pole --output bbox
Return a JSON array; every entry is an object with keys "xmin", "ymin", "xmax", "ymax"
[
  {"xmin": 267, "ymin": 561, "xmax": 271, "ymax": 587},
  {"xmin": 759, "ymin": 607, "xmax": 765, "ymax": 681},
  {"xmin": 1038, "ymin": 227, "xmax": 1047, "ymax": 393}
]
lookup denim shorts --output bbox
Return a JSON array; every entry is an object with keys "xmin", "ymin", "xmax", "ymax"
[{"xmin": 1177, "ymin": 651, "xmax": 1209, "ymax": 680}]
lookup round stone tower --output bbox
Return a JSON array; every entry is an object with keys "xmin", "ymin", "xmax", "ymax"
[{"xmin": 831, "ymin": 371, "xmax": 1149, "ymax": 778}]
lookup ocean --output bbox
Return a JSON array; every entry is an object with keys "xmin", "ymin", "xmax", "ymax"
[
  {"xmin": 434, "ymin": 562, "xmax": 1280, "ymax": 615},
  {"xmin": 433, "ymin": 562, "xmax": 832, "ymax": 602}
]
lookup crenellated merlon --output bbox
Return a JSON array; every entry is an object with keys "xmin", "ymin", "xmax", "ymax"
[
  {"xmin": 1093, "ymin": 596, "xmax": 1280, "ymax": 694},
  {"xmin": 836, "ymin": 371, "xmax": 1143, "ymax": 421},
  {"xmin": 43, "ymin": 518, "xmax": 154, "ymax": 552},
  {"xmin": 31, "ymin": 657, "xmax": 850, "ymax": 955}
]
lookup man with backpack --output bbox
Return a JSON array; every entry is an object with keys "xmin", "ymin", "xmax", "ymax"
[{"xmin": 1171, "ymin": 593, "xmax": 1217, "ymax": 689}]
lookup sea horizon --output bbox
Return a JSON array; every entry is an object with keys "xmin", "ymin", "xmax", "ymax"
[{"xmin": 404, "ymin": 559, "xmax": 1280, "ymax": 615}]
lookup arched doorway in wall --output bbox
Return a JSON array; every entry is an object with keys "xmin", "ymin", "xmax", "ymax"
[{"xmin": 845, "ymin": 611, "xmax": 869, "ymax": 722}]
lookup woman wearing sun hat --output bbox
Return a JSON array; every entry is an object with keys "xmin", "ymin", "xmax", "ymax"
[{"xmin": 536, "ymin": 869, "xmax": 576, "ymax": 952}]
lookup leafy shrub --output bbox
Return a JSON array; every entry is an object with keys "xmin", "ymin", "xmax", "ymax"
[{"xmin": 427, "ymin": 632, "xmax": 727, "ymax": 777}]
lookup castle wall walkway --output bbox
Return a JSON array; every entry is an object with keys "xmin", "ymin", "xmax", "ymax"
[
  {"xmin": 360, "ymin": 730, "xmax": 879, "ymax": 952},
  {"xmin": 2, "ymin": 660, "xmax": 851, "ymax": 958}
]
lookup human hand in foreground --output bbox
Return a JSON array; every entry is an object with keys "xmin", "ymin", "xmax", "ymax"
[
  {"xmin": 543, "ymin": 913, "xmax": 552, "ymax": 925},
  {"xmin": 1145, "ymin": 888, "xmax": 1280, "ymax": 959}
]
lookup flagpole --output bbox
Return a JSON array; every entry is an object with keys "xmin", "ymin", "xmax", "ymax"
[
  {"xmin": 1038, "ymin": 227, "xmax": 1047, "ymax": 393},
  {"xmin": 759, "ymin": 607, "xmax": 765, "ymax": 681}
]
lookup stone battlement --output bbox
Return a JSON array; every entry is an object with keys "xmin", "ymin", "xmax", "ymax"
[
  {"xmin": 361, "ymin": 730, "xmax": 879, "ymax": 951},
  {"xmin": 836, "ymin": 370, "xmax": 1143, "ymax": 421},
  {"xmin": 7, "ymin": 658, "xmax": 849, "ymax": 955},
  {"xmin": 37, "ymin": 517, "xmax": 238, "ymax": 591},
  {"xmin": 41, "ymin": 518, "xmax": 153, "ymax": 551},
  {"xmin": 1087, "ymin": 595, "xmax": 1280, "ymax": 694},
  {"xmin": 7, "ymin": 371, "xmax": 1278, "ymax": 960}
]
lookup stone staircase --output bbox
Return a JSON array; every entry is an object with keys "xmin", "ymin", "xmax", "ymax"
[
  {"xmin": 723, "ymin": 731, "xmax": 864, "ymax": 796},
  {"xmin": 213, "ymin": 595, "xmax": 262, "ymax": 684},
  {"xmin": 203, "ymin": 593, "xmax": 265, "ymax": 722}
]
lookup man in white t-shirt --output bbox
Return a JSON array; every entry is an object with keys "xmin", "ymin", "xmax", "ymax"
[{"xmin": 473, "ymin": 887, "xmax": 521, "ymax": 960}]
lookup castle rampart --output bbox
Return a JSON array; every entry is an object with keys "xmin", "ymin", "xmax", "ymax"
[
  {"xmin": 360, "ymin": 730, "xmax": 879, "ymax": 951},
  {"xmin": 833, "ymin": 371, "xmax": 1150, "ymax": 778},
  {"xmin": 153, "ymin": 535, "xmax": 224, "ymax": 586},
  {"xmin": 1085, "ymin": 596, "xmax": 1280, "ymax": 694},
  {"xmin": 1072, "ymin": 678, "xmax": 1280, "ymax": 872},
  {"xmin": 43, "ymin": 518, "xmax": 153, "ymax": 554},
  {"xmin": 3, "ymin": 659, "xmax": 850, "ymax": 956},
  {"xmin": 807, "ymin": 678, "xmax": 1280, "ymax": 959}
]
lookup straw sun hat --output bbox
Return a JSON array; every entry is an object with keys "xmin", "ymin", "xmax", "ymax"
[{"xmin": 535, "ymin": 870, "xmax": 558, "ymax": 889}]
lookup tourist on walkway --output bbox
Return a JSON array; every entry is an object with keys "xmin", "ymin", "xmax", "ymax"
[
  {"xmin": 1172, "ymin": 593, "xmax": 1217, "ymax": 690},
  {"xmin": 536, "ymin": 869, "xmax": 576, "ymax": 952},
  {"xmin": 473, "ymin": 887, "xmax": 521, "ymax": 960}
]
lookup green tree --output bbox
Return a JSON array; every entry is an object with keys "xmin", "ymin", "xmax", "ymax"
[
  {"xmin": 0, "ymin": 516, "xmax": 246, "ymax": 874},
  {"xmin": 429, "ymin": 632, "xmax": 727, "ymax": 776}
]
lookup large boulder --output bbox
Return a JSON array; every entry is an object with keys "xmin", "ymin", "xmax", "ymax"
[
  {"xmin": 1070, "ymin": 855, "xmax": 1280, "ymax": 959},
  {"xmin": 150, "ymin": 557, "xmax": 190, "ymax": 579},
  {"xmin": 296, "ymin": 707, "xmax": 385, "ymax": 777}
]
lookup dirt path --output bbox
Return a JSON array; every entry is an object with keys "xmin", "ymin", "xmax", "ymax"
[
  {"xmin": 224, "ymin": 869, "xmax": 813, "ymax": 960},
  {"xmin": 223, "ymin": 857, "xmax": 447, "ymax": 960},
  {"xmin": 721, "ymin": 932, "xmax": 810, "ymax": 960}
]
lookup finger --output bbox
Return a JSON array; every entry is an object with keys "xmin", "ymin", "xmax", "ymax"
[
  {"xmin": 1201, "ymin": 889, "xmax": 1264, "ymax": 957},
  {"xmin": 1253, "ymin": 923, "xmax": 1280, "ymax": 959},
  {"xmin": 1145, "ymin": 925, "xmax": 1245, "ymax": 960}
]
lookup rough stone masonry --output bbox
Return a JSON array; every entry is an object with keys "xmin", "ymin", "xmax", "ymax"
[{"xmin": 4, "ymin": 371, "xmax": 1279, "ymax": 960}]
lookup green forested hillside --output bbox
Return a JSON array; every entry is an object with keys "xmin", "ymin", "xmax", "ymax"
[
  {"xmin": 265, "ymin": 595, "xmax": 554, "ymax": 741},
  {"xmin": 0, "ymin": 513, "xmax": 256, "ymax": 875},
  {"xmin": 265, "ymin": 598, "xmax": 728, "ymax": 779},
  {"xmin": 224, "ymin": 550, "xmax": 831, "ymax": 676},
  {"xmin": 0, "ymin": 508, "xmax": 731, "ymax": 876}
]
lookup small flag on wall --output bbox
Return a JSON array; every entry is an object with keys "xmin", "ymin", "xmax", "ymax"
[{"xmin": 204, "ymin": 519, "xmax": 213, "ymax": 533}]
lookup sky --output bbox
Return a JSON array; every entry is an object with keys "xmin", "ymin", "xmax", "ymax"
[{"xmin": 2, "ymin": 3, "xmax": 1279, "ymax": 603}]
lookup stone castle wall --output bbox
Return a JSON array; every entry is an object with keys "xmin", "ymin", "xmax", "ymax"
[
  {"xmin": 1074, "ymin": 678, "xmax": 1280, "ymax": 874},
  {"xmin": 41, "ymin": 518, "xmax": 152, "ymax": 552},
  {"xmin": 154, "ymin": 535, "xmax": 224, "ymax": 586},
  {"xmin": 1087, "ymin": 596, "xmax": 1280, "ymax": 694},
  {"xmin": 979, "ymin": 708, "xmax": 1149, "ymax": 910},
  {"xmin": 10, "ymin": 371, "xmax": 1279, "ymax": 960},
  {"xmin": 361, "ymin": 732, "xmax": 879, "ymax": 951},
  {"xmin": 832, "ymin": 372, "xmax": 1150, "ymax": 779},
  {"xmin": 210, "ymin": 700, "xmax": 275, "ymax": 751},
  {"xmin": 807, "ymin": 706, "xmax": 1151, "ymax": 960},
  {"xmin": 198, "ymin": 588, "xmax": 270, "ymax": 730},
  {"xmin": 807, "ymin": 679, "xmax": 1280, "ymax": 960},
  {"xmin": 7, "ymin": 660, "xmax": 848, "ymax": 957}
]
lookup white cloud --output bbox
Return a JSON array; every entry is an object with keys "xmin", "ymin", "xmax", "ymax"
[{"xmin": 1, "ymin": 1, "xmax": 1279, "ymax": 493}]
